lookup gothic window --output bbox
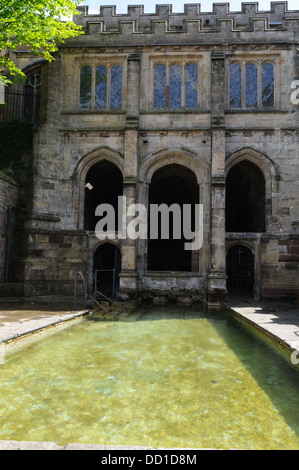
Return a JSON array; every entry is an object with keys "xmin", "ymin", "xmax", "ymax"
[
  {"xmin": 79, "ymin": 63, "xmax": 123, "ymax": 110},
  {"xmin": 153, "ymin": 62, "xmax": 198, "ymax": 109},
  {"xmin": 245, "ymin": 63, "xmax": 258, "ymax": 108},
  {"xmin": 79, "ymin": 65, "xmax": 92, "ymax": 108},
  {"xmin": 229, "ymin": 62, "xmax": 242, "ymax": 108},
  {"xmin": 23, "ymin": 72, "xmax": 41, "ymax": 121},
  {"xmin": 261, "ymin": 62, "xmax": 274, "ymax": 107},
  {"xmin": 229, "ymin": 60, "xmax": 275, "ymax": 109},
  {"xmin": 154, "ymin": 64, "xmax": 166, "ymax": 108},
  {"xmin": 95, "ymin": 65, "xmax": 107, "ymax": 108},
  {"xmin": 110, "ymin": 65, "xmax": 123, "ymax": 109},
  {"xmin": 185, "ymin": 63, "xmax": 198, "ymax": 108},
  {"xmin": 169, "ymin": 64, "xmax": 182, "ymax": 108}
]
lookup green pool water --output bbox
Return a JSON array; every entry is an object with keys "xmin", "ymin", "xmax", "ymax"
[{"xmin": 0, "ymin": 306, "xmax": 299, "ymax": 449}]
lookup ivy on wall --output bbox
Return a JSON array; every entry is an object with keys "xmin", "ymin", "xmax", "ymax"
[{"xmin": 0, "ymin": 120, "xmax": 34, "ymax": 185}]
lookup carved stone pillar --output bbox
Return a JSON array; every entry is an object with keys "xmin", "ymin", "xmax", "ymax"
[
  {"xmin": 207, "ymin": 52, "xmax": 227, "ymax": 304},
  {"xmin": 118, "ymin": 54, "xmax": 140, "ymax": 297}
]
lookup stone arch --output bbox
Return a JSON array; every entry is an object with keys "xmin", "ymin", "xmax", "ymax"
[
  {"xmin": 139, "ymin": 147, "xmax": 209, "ymax": 187},
  {"xmin": 138, "ymin": 148, "xmax": 209, "ymax": 273},
  {"xmin": 226, "ymin": 147, "xmax": 277, "ymax": 232},
  {"xmin": 93, "ymin": 241, "xmax": 122, "ymax": 295},
  {"xmin": 74, "ymin": 146, "xmax": 124, "ymax": 230},
  {"xmin": 226, "ymin": 147, "xmax": 277, "ymax": 181},
  {"xmin": 226, "ymin": 243, "xmax": 255, "ymax": 298}
]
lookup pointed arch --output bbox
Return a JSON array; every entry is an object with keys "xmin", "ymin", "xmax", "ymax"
[
  {"xmin": 226, "ymin": 148, "xmax": 277, "ymax": 232},
  {"xmin": 73, "ymin": 146, "xmax": 124, "ymax": 230}
]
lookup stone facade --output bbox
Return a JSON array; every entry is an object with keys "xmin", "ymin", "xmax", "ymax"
[{"xmin": 4, "ymin": 2, "xmax": 299, "ymax": 303}]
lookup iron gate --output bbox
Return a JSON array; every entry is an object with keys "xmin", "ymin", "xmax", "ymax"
[{"xmin": 226, "ymin": 245, "xmax": 254, "ymax": 297}]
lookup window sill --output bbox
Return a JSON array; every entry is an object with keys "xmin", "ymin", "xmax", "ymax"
[
  {"xmin": 225, "ymin": 109, "xmax": 290, "ymax": 114},
  {"xmin": 142, "ymin": 109, "xmax": 210, "ymax": 114},
  {"xmin": 61, "ymin": 109, "xmax": 126, "ymax": 115}
]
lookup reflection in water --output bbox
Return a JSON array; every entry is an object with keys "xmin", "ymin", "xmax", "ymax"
[{"xmin": 0, "ymin": 305, "xmax": 298, "ymax": 449}]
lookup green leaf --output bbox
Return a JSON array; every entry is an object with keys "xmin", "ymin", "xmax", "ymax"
[{"xmin": 0, "ymin": 0, "xmax": 83, "ymax": 84}]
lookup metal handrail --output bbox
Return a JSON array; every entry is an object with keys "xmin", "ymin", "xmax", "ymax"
[{"xmin": 73, "ymin": 270, "xmax": 125, "ymax": 316}]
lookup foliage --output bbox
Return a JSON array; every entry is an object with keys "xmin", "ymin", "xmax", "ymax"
[
  {"xmin": 0, "ymin": 120, "xmax": 34, "ymax": 184},
  {"xmin": 0, "ymin": 0, "xmax": 83, "ymax": 84}
]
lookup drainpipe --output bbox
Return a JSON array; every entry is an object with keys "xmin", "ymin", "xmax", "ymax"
[{"xmin": 4, "ymin": 205, "xmax": 14, "ymax": 283}]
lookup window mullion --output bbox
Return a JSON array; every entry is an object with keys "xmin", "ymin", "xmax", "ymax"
[{"xmin": 182, "ymin": 63, "xmax": 186, "ymax": 108}]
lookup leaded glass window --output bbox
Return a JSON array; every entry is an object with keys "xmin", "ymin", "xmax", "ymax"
[
  {"xmin": 95, "ymin": 65, "xmax": 107, "ymax": 109},
  {"xmin": 110, "ymin": 65, "xmax": 123, "ymax": 109},
  {"xmin": 169, "ymin": 64, "xmax": 182, "ymax": 108},
  {"xmin": 245, "ymin": 63, "xmax": 258, "ymax": 108},
  {"xmin": 229, "ymin": 63, "xmax": 242, "ymax": 108},
  {"xmin": 24, "ymin": 72, "xmax": 41, "ymax": 121},
  {"xmin": 261, "ymin": 62, "xmax": 274, "ymax": 107},
  {"xmin": 185, "ymin": 63, "xmax": 198, "ymax": 108},
  {"xmin": 154, "ymin": 64, "xmax": 166, "ymax": 108},
  {"xmin": 79, "ymin": 65, "xmax": 92, "ymax": 108}
]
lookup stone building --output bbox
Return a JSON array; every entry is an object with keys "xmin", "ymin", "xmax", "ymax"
[{"xmin": 1, "ymin": 2, "xmax": 299, "ymax": 304}]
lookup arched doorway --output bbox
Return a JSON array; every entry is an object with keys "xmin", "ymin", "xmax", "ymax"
[
  {"xmin": 84, "ymin": 160, "xmax": 123, "ymax": 231},
  {"xmin": 226, "ymin": 245, "xmax": 254, "ymax": 297},
  {"xmin": 94, "ymin": 243, "xmax": 121, "ymax": 296},
  {"xmin": 226, "ymin": 160, "xmax": 265, "ymax": 232},
  {"xmin": 147, "ymin": 164, "xmax": 199, "ymax": 271}
]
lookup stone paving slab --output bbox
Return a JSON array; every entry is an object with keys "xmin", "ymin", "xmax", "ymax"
[
  {"xmin": 0, "ymin": 296, "xmax": 90, "ymax": 344},
  {"xmin": 225, "ymin": 299, "xmax": 299, "ymax": 356}
]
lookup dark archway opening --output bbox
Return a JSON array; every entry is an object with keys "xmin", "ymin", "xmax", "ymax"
[
  {"xmin": 147, "ymin": 164, "xmax": 199, "ymax": 271},
  {"xmin": 227, "ymin": 245, "xmax": 254, "ymax": 297},
  {"xmin": 226, "ymin": 160, "xmax": 265, "ymax": 232},
  {"xmin": 94, "ymin": 243, "xmax": 121, "ymax": 296},
  {"xmin": 84, "ymin": 160, "xmax": 123, "ymax": 231}
]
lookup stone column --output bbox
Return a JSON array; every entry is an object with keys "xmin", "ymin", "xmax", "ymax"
[
  {"xmin": 207, "ymin": 52, "xmax": 227, "ymax": 304},
  {"xmin": 118, "ymin": 54, "xmax": 140, "ymax": 297}
]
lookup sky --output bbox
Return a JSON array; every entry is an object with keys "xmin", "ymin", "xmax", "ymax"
[{"xmin": 79, "ymin": 0, "xmax": 298, "ymax": 14}]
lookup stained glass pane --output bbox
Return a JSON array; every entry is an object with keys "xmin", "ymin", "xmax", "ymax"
[
  {"xmin": 110, "ymin": 65, "xmax": 123, "ymax": 109},
  {"xmin": 169, "ymin": 64, "xmax": 182, "ymax": 108},
  {"xmin": 245, "ymin": 63, "xmax": 258, "ymax": 108},
  {"xmin": 79, "ymin": 65, "xmax": 92, "ymax": 108},
  {"xmin": 95, "ymin": 65, "xmax": 107, "ymax": 108},
  {"xmin": 229, "ymin": 63, "xmax": 241, "ymax": 108},
  {"xmin": 153, "ymin": 64, "xmax": 166, "ymax": 108},
  {"xmin": 262, "ymin": 62, "xmax": 274, "ymax": 107},
  {"xmin": 185, "ymin": 63, "xmax": 197, "ymax": 108}
]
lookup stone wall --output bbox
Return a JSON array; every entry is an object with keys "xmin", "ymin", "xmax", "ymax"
[{"xmin": 13, "ymin": 2, "xmax": 299, "ymax": 302}]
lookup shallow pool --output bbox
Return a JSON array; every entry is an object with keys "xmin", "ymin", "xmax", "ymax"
[{"xmin": 0, "ymin": 305, "xmax": 299, "ymax": 449}]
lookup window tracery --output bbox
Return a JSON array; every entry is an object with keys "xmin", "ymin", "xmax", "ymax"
[
  {"xmin": 153, "ymin": 61, "xmax": 198, "ymax": 109},
  {"xmin": 79, "ymin": 63, "xmax": 123, "ymax": 110},
  {"xmin": 229, "ymin": 60, "xmax": 275, "ymax": 109}
]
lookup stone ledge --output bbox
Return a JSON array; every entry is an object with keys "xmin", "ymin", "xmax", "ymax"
[{"xmin": 0, "ymin": 440, "xmax": 154, "ymax": 450}]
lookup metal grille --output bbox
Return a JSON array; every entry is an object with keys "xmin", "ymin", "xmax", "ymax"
[
  {"xmin": 169, "ymin": 63, "xmax": 182, "ymax": 108},
  {"xmin": 185, "ymin": 63, "xmax": 198, "ymax": 108},
  {"xmin": 79, "ymin": 65, "xmax": 92, "ymax": 108},
  {"xmin": 110, "ymin": 65, "xmax": 123, "ymax": 109},
  {"xmin": 229, "ymin": 62, "xmax": 242, "ymax": 108},
  {"xmin": 262, "ymin": 62, "xmax": 274, "ymax": 107},
  {"xmin": 227, "ymin": 245, "xmax": 254, "ymax": 297},
  {"xmin": 0, "ymin": 86, "xmax": 40, "ymax": 122}
]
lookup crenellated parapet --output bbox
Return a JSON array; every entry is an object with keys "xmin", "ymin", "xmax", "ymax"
[{"xmin": 71, "ymin": 2, "xmax": 299, "ymax": 44}]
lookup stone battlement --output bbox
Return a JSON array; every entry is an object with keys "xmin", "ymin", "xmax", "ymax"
[{"xmin": 74, "ymin": 2, "xmax": 299, "ymax": 37}]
